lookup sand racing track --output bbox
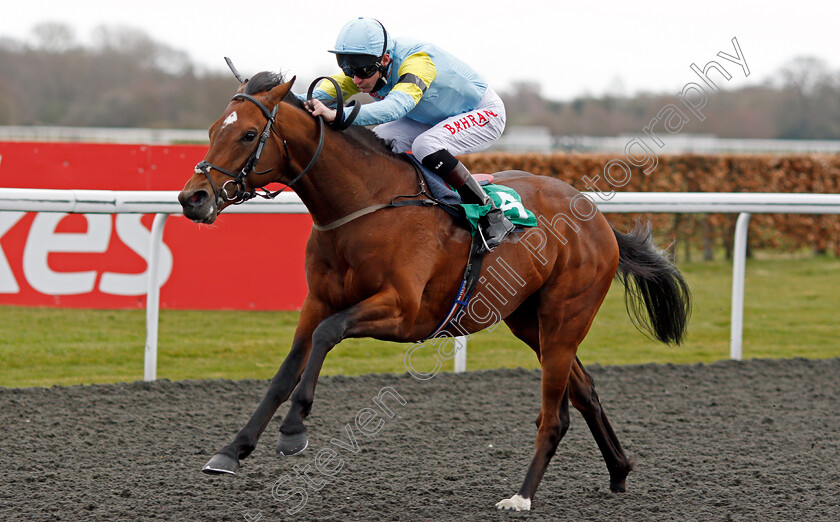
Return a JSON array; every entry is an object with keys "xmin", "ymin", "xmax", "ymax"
[{"xmin": 2, "ymin": 357, "xmax": 839, "ymax": 521}]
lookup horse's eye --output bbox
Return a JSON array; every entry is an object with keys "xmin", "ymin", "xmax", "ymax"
[{"xmin": 242, "ymin": 130, "xmax": 258, "ymax": 142}]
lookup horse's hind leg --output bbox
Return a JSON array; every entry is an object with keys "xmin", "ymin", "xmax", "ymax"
[
  {"xmin": 496, "ymin": 336, "xmax": 576, "ymax": 512},
  {"xmin": 505, "ymin": 309, "xmax": 631, "ymax": 493},
  {"xmin": 569, "ymin": 356, "xmax": 633, "ymax": 492}
]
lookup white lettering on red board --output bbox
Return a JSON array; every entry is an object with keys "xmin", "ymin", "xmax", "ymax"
[
  {"xmin": 1, "ymin": 213, "xmax": 172, "ymax": 296},
  {"xmin": 0, "ymin": 212, "xmax": 23, "ymax": 293}
]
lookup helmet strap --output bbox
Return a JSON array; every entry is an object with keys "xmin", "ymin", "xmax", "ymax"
[
  {"xmin": 371, "ymin": 19, "xmax": 389, "ymax": 91},
  {"xmin": 371, "ymin": 55, "xmax": 390, "ymax": 92}
]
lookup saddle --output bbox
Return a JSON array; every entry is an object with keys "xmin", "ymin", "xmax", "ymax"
[
  {"xmin": 402, "ymin": 153, "xmax": 536, "ymax": 233},
  {"xmin": 402, "ymin": 153, "xmax": 493, "ymax": 206}
]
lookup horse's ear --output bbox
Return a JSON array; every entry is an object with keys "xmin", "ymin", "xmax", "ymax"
[{"xmin": 267, "ymin": 76, "xmax": 296, "ymax": 104}]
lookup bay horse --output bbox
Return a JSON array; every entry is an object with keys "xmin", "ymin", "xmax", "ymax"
[{"xmin": 178, "ymin": 71, "xmax": 690, "ymax": 512}]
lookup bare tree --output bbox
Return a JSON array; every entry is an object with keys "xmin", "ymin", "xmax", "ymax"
[{"xmin": 31, "ymin": 22, "xmax": 78, "ymax": 53}]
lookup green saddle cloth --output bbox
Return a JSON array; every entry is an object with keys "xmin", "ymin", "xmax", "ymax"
[{"xmin": 461, "ymin": 184, "xmax": 538, "ymax": 234}]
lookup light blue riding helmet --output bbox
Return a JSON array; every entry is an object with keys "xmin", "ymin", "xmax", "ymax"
[{"xmin": 328, "ymin": 17, "xmax": 390, "ymax": 57}]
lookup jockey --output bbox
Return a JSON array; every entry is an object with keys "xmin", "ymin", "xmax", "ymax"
[{"xmin": 305, "ymin": 16, "xmax": 515, "ymax": 252}]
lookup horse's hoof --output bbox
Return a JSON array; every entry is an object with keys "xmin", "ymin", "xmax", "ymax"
[
  {"xmin": 495, "ymin": 494, "xmax": 531, "ymax": 511},
  {"xmin": 276, "ymin": 431, "xmax": 308, "ymax": 456},
  {"xmin": 610, "ymin": 463, "xmax": 631, "ymax": 492},
  {"xmin": 201, "ymin": 453, "xmax": 240, "ymax": 475}
]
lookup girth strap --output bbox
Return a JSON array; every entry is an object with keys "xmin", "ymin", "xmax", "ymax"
[{"xmin": 424, "ymin": 231, "xmax": 487, "ymax": 340}]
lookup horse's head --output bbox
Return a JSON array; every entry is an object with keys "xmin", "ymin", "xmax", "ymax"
[{"xmin": 178, "ymin": 73, "xmax": 296, "ymax": 223}]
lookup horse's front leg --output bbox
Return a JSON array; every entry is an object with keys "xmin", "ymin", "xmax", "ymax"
[
  {"xmin": 276, "ymin": 291, "xmax": 404, "ymax": 455},
  {"xmin": 202, "ymin": 301, "xmax": 325, "ymax": 474}
]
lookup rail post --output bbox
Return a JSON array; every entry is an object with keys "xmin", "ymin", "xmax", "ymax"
[
  {"xmin": 144, "ymin": 213, "xmax": 169, "ymax": 381},
  {"xmin": 453, "ymin": 336, "xmax": 467, "ymax": 373},
  {"xmin": 730, "ymin": 212, "xmax": 752, "ymax": 361}
]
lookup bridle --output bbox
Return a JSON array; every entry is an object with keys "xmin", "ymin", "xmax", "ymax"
[
  {"xmin": 194, "ymin": 62, "xmax": 359, "ymax": 207},
  {"xmin": 194, "ymin": 92, "xmax": 325, "ymax": 206},
  {"xmin": 191, "ymin": 60, "xmax": 442, "ymax": 233}
]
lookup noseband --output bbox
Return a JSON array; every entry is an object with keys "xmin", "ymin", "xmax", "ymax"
[{"xmin": 194, "ymin": 92, "xmax": 326, "ymax": 205}]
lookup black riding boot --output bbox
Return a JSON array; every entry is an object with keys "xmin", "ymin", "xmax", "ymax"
[
  {"xmin": 457, "ymin": 172, "xmax": 515, "ymax": 252},
  {"xmin": 457, "ymin": 173, "xmax": 514, "ymax": 251},
  {"xmin": 422, "ymin": 150, "xmax": 515, "ymax": 252}
]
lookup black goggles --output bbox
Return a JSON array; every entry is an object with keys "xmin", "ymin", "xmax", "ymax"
[
  {"xmin": 341, "ymin": 63, "xmax": 380, "ymax": 79},
  {"xmin": 337, "ymin": 54, "xmax": 381, "ymax": 79}
]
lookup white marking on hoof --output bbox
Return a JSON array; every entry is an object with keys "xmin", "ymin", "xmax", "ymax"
[
  {"xmin": 495, "ymin": 494, "xmax": 531, "ymax": 511},
  {"xmin": 202, "ymin": 463, "xmax": 236, "ymax": 475}
]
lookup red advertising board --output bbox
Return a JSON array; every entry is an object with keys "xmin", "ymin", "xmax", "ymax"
[{"xmin": 0, "ymin": 142, "xmax": 311, "ymax": 310}]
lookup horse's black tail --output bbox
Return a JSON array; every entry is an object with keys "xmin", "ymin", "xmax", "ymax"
[{"xmin": 613, "ymin": 223, "xmax": 691, "ymax": 346}]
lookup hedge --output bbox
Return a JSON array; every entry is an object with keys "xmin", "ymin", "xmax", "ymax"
[{"xmin": 462, "ymin": 153, "xmax": 840, "ymax": 260}]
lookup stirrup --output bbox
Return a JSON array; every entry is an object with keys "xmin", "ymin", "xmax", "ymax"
[
  {"xmin": 476, "ymin": 227, "xmax": 494, "ymax": 254},
  {"xmin": 477, "ymin": 212, "xmax": 515, "ymax": 253}
]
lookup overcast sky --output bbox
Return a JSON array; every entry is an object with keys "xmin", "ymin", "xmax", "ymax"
[{"xmin": 3, "ymin": 1, "xmax": 838, "ymax": 100}]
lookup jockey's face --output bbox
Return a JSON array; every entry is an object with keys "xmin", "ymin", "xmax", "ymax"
[{"xmin": 352, "ymin": 54, "xmax": 390, "ymax": 93}]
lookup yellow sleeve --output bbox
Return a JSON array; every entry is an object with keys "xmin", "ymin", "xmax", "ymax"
[
  {"xmin": 393, "ymin": 52, "xmax": 437, "ymax": 105},
  {"xmin": 317, "ymin": 73, "xmax": 361, "ymax": 100}
]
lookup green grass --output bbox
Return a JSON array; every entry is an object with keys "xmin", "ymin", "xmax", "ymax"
[{"xmin": 2, "ymin": 256, "xmax": 838, "ymax": 388}]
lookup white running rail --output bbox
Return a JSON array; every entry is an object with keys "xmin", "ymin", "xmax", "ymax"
[{"xmin": 2, "ymin": 189, "xmax": 839, "ymax": 379}]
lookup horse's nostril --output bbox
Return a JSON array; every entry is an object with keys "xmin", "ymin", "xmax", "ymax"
[{"xmin": 179, "ymin": 190, "xmax": 208, "ymax": 208}]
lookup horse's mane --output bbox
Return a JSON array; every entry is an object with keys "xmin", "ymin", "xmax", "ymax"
[
  {"xmin": 340, "ymin": 124, "xmax": 401, "ymax": 160},
  {"xmin": 244, "ymin": 71, "xmax": 287, "ymax": 96},
  {"xmin": 245, "ymin": 71, "xmax": 401, "ymax": 161}
]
